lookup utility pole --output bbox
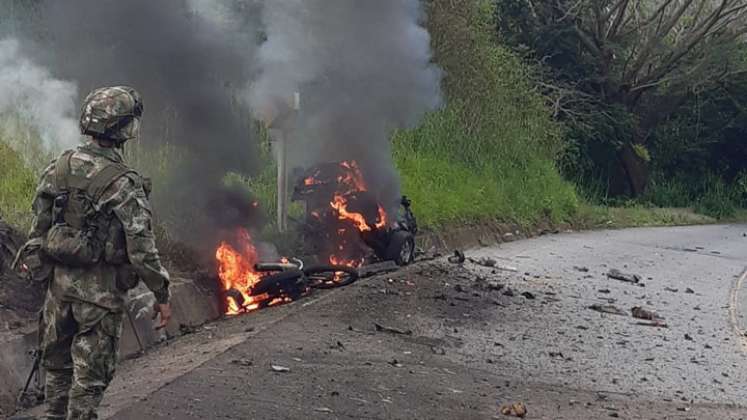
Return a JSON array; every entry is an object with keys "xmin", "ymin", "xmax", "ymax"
[{"xmin": 272, "ymin": 92, "xmax": 300, "ymax": 233}]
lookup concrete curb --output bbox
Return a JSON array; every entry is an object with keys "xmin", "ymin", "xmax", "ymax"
[
  {"xmin": 120, "ymin": 278, "xmax": 221, "ymax": 357},
  {"xmin": 728, "ymin": 267, "xmax": 747, "ymax": 352},
  {"xmin": 417, "ymin": 223, "xmax": 532, "ymax": 253}
]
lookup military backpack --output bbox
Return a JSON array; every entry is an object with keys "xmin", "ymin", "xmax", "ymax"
[{"xmin": 42, "ymin": 150, "xmax": 135, "ymax": 268}]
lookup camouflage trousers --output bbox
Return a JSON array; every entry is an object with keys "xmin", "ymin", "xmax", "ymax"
[{"xmin": 40, "ymin": 290, "xmax": 123, "ymax": 420}]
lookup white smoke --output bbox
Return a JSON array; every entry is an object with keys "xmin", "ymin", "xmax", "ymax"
[{"xmin": 0, "ymin": 38, "xmax": 80, "ymax": 152}]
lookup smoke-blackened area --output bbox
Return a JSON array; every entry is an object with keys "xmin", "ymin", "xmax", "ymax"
[
  {"xmin": 250, "ymin": 0, "xmax": 442, "ymax": 213},
  {"xmin": 12, "ymin": 0, "xmax": 264, "ymax": 252}
]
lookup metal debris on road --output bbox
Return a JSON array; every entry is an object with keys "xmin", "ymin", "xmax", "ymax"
[
  {"xmin": 486, "ymin": 281, "xmax": 504, "ymax": 291},
  {"xmin": 271, "ymin": 365, "xmax": 291, "ymax": 373},
  {"xmin": 374, "ymin": 322, "xmax": 413, "ymax": 336},
  {"xmin": 431, "ymin": 346, "xmax": 446, "ymax": 355},
  {"xmin": 548, "ymin": 351, "xmax": 565, "ymax": 359},
  {"xmin": 499, "ymin": 402, "xmax": 528, "ymax": 418},
  {"xmin": 607, "ymin": 269, "xmax": 642, "ymax": 284},
  {"xmin": 589, "ymin": 304, "xmax": 627, "ymax": 316},
  {"xmin": 631, "ymin": 306, "xmax": 659, "ymax": 321},
  {"xmin": 230, "ymin": 359, "xmax": 253, "ymax": 367},
  {"xmin": 631, "ymin": 307, "xmax": 668, "ymax": 327},
  {"xmin": 636, "ymin": 321, "xmax": 669, "ymax": 328},
  {"xmin": 388, "ymin": 359, "xmax": 404, "ymax": 368},
  {"xmin": 314, "ymin": 407, "xmax": 334, "ymax": 413},
  {"xmin": 469, "ymin": 257, "xmax": 519, "ymax": 272},
  {"xmin": 447, "ymin": 250, "xmax": 466, "ymax": 264},
  {"xmin": 472, "ymin": 256, "xmax": 497, "ymax": 267}
]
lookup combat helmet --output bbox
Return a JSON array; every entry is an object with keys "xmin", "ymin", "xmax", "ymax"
[{"xmin": 79, "ymin": 86, "xmax": 143, "ymax": 144}]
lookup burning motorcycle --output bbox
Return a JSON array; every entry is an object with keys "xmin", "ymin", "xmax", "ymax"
[
  {"xmin": 292, "ymin": 161, "xmax": 418, "ymax": 267},
  {"xmin": 224, "ymin": 258, "xmax": 359, "ymax": 312}
]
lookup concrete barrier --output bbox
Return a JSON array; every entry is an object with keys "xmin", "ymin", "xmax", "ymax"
[{"xmin": 121, "ymin": 278, "xmax": 222, "ymax": 356}]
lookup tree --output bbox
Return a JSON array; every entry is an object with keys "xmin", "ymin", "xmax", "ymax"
[{"xmin": 497, "ymin": 0, "xmax": 747, "ymax": 196}]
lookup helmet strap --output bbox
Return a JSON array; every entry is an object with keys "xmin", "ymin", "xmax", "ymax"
[{"xmin": 93, "ymin": 137, "xmax": 118, "ymax": 148}]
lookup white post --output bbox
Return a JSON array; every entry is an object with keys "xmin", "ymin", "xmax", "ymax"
[
  {"xmin": 274, "ymin": 91, "xmax": 300, "ymax": 233},
  {"xmin": 271, "ymin": 129, "xmax": 288, "ymax": 232}
]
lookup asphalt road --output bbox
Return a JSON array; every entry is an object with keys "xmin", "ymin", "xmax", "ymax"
[{"xmin": 56, "ymin": 225, "xmax": 747, "ymax": 419}]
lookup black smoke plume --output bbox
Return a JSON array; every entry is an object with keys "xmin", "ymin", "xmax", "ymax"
[{"xmin": 7, "ymin": 0, "xmax": 264, "ymax": 253}]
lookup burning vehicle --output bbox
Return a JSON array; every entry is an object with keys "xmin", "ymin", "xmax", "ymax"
[
  {"xmin": 213, "ymin": 160, "xmax": 419, "ymax": 316},
  {"xmin": 292, "ymin": 160, "xmax": 418, "ymax": 267}
]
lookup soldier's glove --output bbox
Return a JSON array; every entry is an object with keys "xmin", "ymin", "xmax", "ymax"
[{"xmin": 12, "ymin": 239, "xmax": 52, "ymax": 285}]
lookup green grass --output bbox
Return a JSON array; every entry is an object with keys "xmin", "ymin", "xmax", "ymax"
[
  {"xmin": 0, "ymin": 142, "xmax": 36, "ymax": 230},
  {"xmin": 643, "ymin": 173, "xmax": 745, "ymax": 219},
  {"xmin": 574, "ymin": 205, "xmax": 715, "ymax": 229},
  {"xmin": 392, "ymin": 107, "xmax": 578, "ymax": 228}
]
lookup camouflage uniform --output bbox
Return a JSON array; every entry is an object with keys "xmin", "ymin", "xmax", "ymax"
[{"xmin": 29, "ymin": 140, "xmax": 170, "ymax": 420}]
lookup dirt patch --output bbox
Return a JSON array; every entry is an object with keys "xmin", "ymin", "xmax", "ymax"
[
  {"xmin": 0, "ymin": 219, "xmax": 23, "ymax": 271},
  {"xmin": 0, "ymin": 219, "xmax": 41, "ymax": 331}
]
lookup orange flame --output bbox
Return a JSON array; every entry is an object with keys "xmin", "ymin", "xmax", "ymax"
[
  {"xmin": 337, "ymin": 161, "xmax": 368, "ymax": 194},
  {"xmin": 322, "ymin": 160, "xmax": 389, "ymax": 268},
  {"xmin": 330, "ymin": 254, "xmax": 365, "ymax": 268},
  {"xmin": 329, "ymin": 194, "xmax": 387, "ymax": 233},
  {"xmin": 215, "ymin": 229, "xmax": 264, "ymax": 315}
]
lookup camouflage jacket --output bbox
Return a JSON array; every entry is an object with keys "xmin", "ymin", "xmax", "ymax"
[{"xmin": 29, "ymin": 140, "xmax": 170, "ymax": 310}]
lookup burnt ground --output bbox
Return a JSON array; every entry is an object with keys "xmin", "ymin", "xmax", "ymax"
[{"xmin": 17, "ymin": 225, "xmax": 747, "ymax": 419}]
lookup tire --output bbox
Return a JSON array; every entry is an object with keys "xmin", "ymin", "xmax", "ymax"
[
  {"xmin": 304, "ymin": 264, "xmax": 359, "ymax": 289},
  {"xmin": 385, "ymin": 230, "xmax": 415, "ymax": 266},
  {"xmin": 251, "ymin": 270, "xmax": 305, "ymax": 296}
]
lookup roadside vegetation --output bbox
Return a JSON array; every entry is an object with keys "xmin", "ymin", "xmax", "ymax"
[
  {"xmin": 1, "ymin": 0, "xmax": 746, "ymax": 235},
  {"xmin": 495, "ymin": 0, "xmax": 747, "ymax": 219},
  {"xmin": 0, "ymin": 142, "xmax": 35, "ymax": 229}
]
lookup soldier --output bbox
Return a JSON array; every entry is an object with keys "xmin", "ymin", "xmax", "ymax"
[{"xmin": 24, "ymin": 86, "xmax": 172, "ymax": 419}]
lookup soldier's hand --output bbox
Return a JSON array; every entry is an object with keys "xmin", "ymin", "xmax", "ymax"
[{"xmin": 152, "ymin": 302, "xmax": 172, "ymax": 330}]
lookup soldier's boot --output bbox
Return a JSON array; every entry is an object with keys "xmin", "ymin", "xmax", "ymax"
[{"xmin": 43, "ymin": 368, "xmax": 73, "ymax": 420}]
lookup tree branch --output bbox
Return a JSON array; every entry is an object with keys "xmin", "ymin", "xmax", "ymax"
[{"xmin": 606, "ymin": 0, "xmax": 630, "ymax": 39}]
